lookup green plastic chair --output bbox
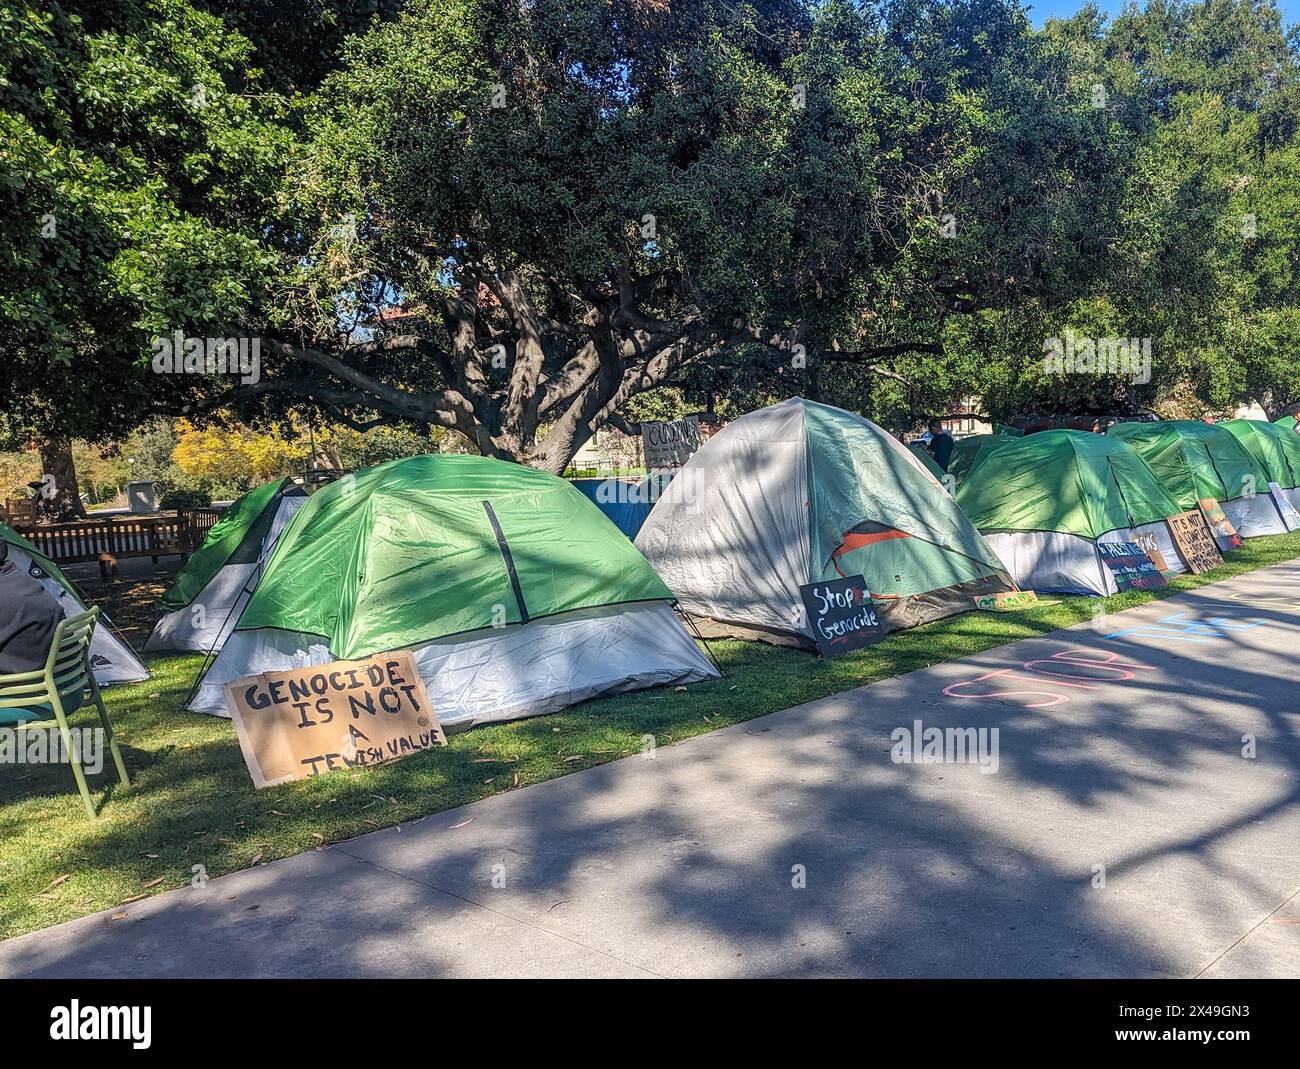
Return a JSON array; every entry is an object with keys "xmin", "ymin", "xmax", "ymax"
[{"xmin": 0, "ymin": 608, "xmax": 131, "ymax": 818}]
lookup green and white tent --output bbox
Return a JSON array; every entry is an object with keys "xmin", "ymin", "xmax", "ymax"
[
  {"xmin": 948, "ymin": 434, "xmax": 1015, "ymax": 487},
  {"xmin": 1219, "ymin": 419, "xmax": 1300, "ymax": 527},
  {"xmin": 188, "ymin": 455, "xmax": 718, "ymax": 725},
  {"xmin": 1107, "ymin": 419, "xmax": 1285, "ymax": 540},
  {"xmin": 1, "ymin": 524, "xmax": 148, "ymax": 684},
  {"xmin": 954, "ymin": 431, "xmax": 1188, "ymax": 595},
  {"xmin": 635, "ymin": 398, "xmax": 1013, "ymax": 647},
  {"xmin": 146, "ymin": 477, "xmax": 308, "ymax": 652}
]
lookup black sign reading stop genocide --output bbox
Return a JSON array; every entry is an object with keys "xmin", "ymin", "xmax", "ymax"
[{"xmin": 799, "ymin": 574, "xmax": 886, "ymax": 658}]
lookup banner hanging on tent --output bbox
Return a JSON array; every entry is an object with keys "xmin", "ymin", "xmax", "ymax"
[
  {"xmin": 1097, "ymin": 541, "xmax": 1168, "ymax": 591},
  {"xmin": 1166, "ymin": 510, "xmax": 1224, "ymax": 574},
  {"xmin": 224, "ymin": 651, "xmax": 446, "ymax": 788},
  {"xmin": 798, "ymin": 574, "xmax": 885, "ymax": 657},
  {"xmin": 641, "ymin": 415, "xmax": 702, "ymax": 470}
]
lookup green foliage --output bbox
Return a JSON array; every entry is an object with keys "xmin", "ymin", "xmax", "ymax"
[
  {"xmin": 4, "ymin": 0, "xmax": 1300, "ymax": 455},
  {"xmin": 158, "ymin": 484, "xmax": 212, "ymax": 509},
  {"xmin": 0, "ymin": 0, "xmax": 295, "ymax": 445}
]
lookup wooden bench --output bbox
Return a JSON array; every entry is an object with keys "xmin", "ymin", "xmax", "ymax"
[{"xmin": 14, "ymin": 512, "xmax": 218, "ymax": 577}]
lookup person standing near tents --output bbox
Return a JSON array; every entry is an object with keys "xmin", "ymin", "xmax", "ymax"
[
  {"xmin": 0, "ymin": 540, "xmax": 64, "ymax": 675},
  {"xmin": 927, "ymin": 419, "xmax": 956, "ymax": 472}
]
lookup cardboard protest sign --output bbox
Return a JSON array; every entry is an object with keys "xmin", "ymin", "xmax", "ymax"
[
  {"xmin": 1166, "ymin": 509, "xmax": 1224, "ymax": 574},
  {"xmin": 1131, "ymin": 531, "xmax": 1171, "ymax": 573},
  {"xmin": 973, "ymin": 589, "xmax": 1058, "ymax": 611},
  {"xmin": 799, "ymin": 575, "xmax": 885, "ymax": 657},
  {"xmin": 1269, "ymin": 482, "xmax": 1300, "ymax": 530},
  {"xmin": 224, "ymin": 651, "xmax": 445, "ymax": 788},
  {"xmin": 641, "ymin": 415, "xmax": 701, "ymax": 469},
  {"xmin": 1198, "ymin": 497, "xmax": 1242, "ymax": 550},
  {"xmin": 1097, "ymin": 541, "xmax": 1168, "ymax": 591}
]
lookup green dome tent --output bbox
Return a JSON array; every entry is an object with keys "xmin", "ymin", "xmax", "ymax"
[
  {"xmin": 948, "ymin": 434, "xmax": 1015, "ymax": 487},
  {"xmin": 0, "ymin": 524, "xmax": 148, "ymax": 685},
  {"xmin": 1219, "ymin": 419, "xmax": 1300, "ymax": 524},
  {"xmin": 1274, "ymin": 413, "xmax": 1299, "ymax": 432},
  {"xmin": 146, "ymin": 477, "xmax": 308, "ymax": 652},
  {"xmin": 954, "ymin": 431, "xmax": 1188, "ymax": 595},
  {"xmin": 635, "ymin": 398, "xmax": 1013, "ymax": 647},
  {"xmin": 1107, "ymin": 420, "xmax": 1286, "ymax": 539},
  {"xmin": 187, "ymin": 455, "xmax": 718, "ymax": 725}
]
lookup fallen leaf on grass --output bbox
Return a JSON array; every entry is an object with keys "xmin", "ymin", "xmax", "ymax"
[
  {"xmin": 249, "ymin": 852, "xmax": 264, "ymax": 866},
  {"xmin": 141, "ymin": 877, "xmax": 165, "ymax": 890},
  {"xmin": 562, "ymin": 755, "xmax": 582, "ymax": 762},
  {"xmin": 120, "ymin": 894, "xmax": 147, "ymax": 904},
  {"xmin": 40, "ymin": 874, "xmax": 71, "ymax": 894}
]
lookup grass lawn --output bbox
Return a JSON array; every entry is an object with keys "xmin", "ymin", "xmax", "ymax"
[{"xmin": 3, "ymin": 531, "xmax": 1299, "ymax": 940}]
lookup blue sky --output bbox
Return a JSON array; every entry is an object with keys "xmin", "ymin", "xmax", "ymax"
[{"xmin": 1026, "ymin": 0, "xmax": 1300, "ymax": 26}]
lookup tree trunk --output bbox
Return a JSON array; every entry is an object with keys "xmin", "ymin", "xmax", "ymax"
[{"xmin": 37, "ymin": 438, "xmax": 84, "ymax": 521}]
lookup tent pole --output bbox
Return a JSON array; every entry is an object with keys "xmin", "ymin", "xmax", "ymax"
[{"xmin": 674, "ymin": 602, "xmax": 727, "ymax": 679}]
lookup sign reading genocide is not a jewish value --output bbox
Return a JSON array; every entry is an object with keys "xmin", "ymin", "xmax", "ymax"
[
  {"xmin": 641, "ymin": 415, "xmax": 702, "ymax": 469},
  {"xmin": 223, "ymin": 651, "xmax": 446, "ymax": 789},
  {"xmin": 1097, "ymin": 541, "xmax": 1169, "ymax": 591},
  {"xmin": 798, "ymin": 574, "xmax": 886, "ymax": 658}
]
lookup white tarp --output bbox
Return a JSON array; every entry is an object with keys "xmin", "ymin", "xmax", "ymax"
[
  {"xmin": 187, "ymin": 601, "xmax": 719, "ymax": 727},
  {"xmin": 146, "ymin": 494, "xmax": 306, "ymax": 653},
  {"xmin": 636, "ymin": 399, "xmax": 812, "ymax": 638},
  {"xmin": 10, "ymin": 546, "xmax": 148, "ymax": 684}
]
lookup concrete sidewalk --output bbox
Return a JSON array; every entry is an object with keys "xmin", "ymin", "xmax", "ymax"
[{"xmin": 3, "ymin": 564, "xmax": 1300, "ymax": 978}]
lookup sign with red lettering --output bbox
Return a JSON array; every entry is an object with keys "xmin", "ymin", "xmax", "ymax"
[{"xmin": 223, "ymin": 651, "xmax": 446, "ymax": 788}]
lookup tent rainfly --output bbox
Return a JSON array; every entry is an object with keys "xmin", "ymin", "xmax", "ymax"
[
  {"xmin": 1107, "ymin": 420, "xmax": 1286, "ymax": 540},
  {"xmin": 635, "ymin": 397, "xmax": 1014, "ymax": 648},
  {"xmin": 146, "ymin": 477, "xmax": 308, "ymax": 653},
  {"xmin": 0, "ymin": 524, "xmax": 149, "ymax": 685},
  {"xmin": 947, "ymin": 433, "xmax": 1016, "ymax": 487},
  {"xmin": 186, "ymin": 455, "xmax": 719, "ymax": 726},
  {"xmin": 954, "ymin": 430, "xmax": 1189, "ymax": 596}
]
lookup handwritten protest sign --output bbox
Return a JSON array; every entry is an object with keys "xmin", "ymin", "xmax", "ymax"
[
  {"xmin": 1166, "ymin": 509, "xmax": 1224, "ymax": 574},
  {"xmin": 973, "ymin": 589, "xmax": 1058, "ymax": 611},
  {"xmin": 1198, "ymin": 497, "xmax": 1242, "ymax": 550},
  {"xmin": 799, "ymin": 575, "xmax": 885, "ymax": 657},
  {"xmin": 1097, "ymin": 541, "xmax": 1168, "ymax": 591},
  {"xmin": 224, "ymin": 651, "xmax": 445, "ymax": 788},
  {"xmin": 1132, "ymin": 531, "xmax": 1171, "ymax": 572},
  {"xmin": 641, "ymin": 416, "xmax": 701, "ymax": 469}
]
